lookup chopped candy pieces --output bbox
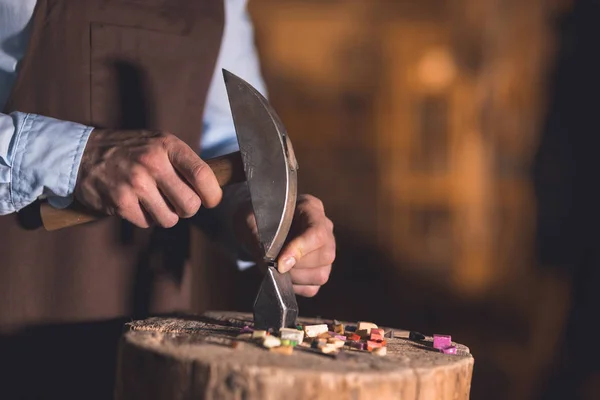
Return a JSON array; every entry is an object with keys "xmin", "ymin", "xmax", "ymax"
[
  {"xmin": 280, "ymin": 328, "xmax": 304, "ymax": 343},
  {"xmin": 409, "ymin": 331, "xmax": 426, "ymax": 341},
  {"xmin": 270, "ymin": 346, "xmax": 294, "ymax": 355},
  {"xmin": 373, "ymin": 346, "xmax": 387, "ymax": 356},
  {"xmin": 357, "ymin": 322, "xmax": 378, "ymax": 335},
  {"xmin": 262, "ymin": 336, "xmax": 281, "ymax": 349},
  {"xmin": 433, "ymin": 334, "xmax": 452, "ymax": 350},
  {"xmin": 241, "ymin": 319, "xmax": 462, "ymax": 358},
  {"xmin": 441, "ymin": 345, "xmax": 457, "ymax": 355},
  {"xmin": 304, "ymin": 324, "xmax": 329, "ymax": 338},
  {"xmin": 252, "ymin": 330, "xmax": 267, "ymax": 339}
]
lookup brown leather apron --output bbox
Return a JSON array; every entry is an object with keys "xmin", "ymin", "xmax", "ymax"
[{"xmin": 0, "ymin": 0, "xmax": 224, "ymax": 397}]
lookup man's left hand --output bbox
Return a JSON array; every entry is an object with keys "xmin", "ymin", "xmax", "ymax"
[{"xmin": 234, "ymin": 194, "xmax": 335, "ymax": 297}]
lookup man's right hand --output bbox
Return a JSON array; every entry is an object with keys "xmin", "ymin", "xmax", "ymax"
[{"xmin": 74, "ymin": 129, "xmax": 222, "ymax": 228}]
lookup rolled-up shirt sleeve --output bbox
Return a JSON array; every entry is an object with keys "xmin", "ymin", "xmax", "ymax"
[{"xmin": 0, "ymin": 111, "xmax": 93, "ymax": 214}]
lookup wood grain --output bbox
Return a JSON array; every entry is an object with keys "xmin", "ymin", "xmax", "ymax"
[
  {"xmin": 40, "ymin": 151, "xmax": 245, "ymax": 231},
  {"xmin": 115, "ymin": 311, "xmax": 474, "ymax": 400}
]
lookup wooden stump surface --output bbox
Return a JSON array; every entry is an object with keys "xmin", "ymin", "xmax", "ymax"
[{"xmin": 115, "ymin": 311, "xmax": 474, "ymax": 400}]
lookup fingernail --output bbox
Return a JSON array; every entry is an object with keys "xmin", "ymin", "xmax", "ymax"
[{"xmin": 279, "ymin": 257, "xmax": 296, "ymax": 273}]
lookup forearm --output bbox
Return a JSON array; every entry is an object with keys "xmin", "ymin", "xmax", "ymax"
[{"xmin": 0, "ymin": 111, "xmax": 93, "ymax": 215}]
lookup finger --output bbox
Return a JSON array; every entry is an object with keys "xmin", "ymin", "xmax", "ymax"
[
  {"xmin": 166, "ymin": 141, "xmax": 222, "ymax": 208},
  {"xmin": 155, "ymin": 167, "xmax": 201, "ymax": 218},
  {"xmin": 278, "ymin": 225, "xmax": 334, "ymax": 273},
  {"xmin": 138, "ymin": 185, "xmax": 180, "ymax": 228},
  {"xmin": 289, "ymin": 265, "xmax": 331, "ymax": 286},
  {"xmin": 288, "ymin": 244, "xmax": 336, "ymax": 270},
  {"xmin": 293, "ymin": 285, "xmax": 320, "ymax": 297},
  {"xmin": 111, "ymin": 191, "xmax": 153, "ymax": 228}
]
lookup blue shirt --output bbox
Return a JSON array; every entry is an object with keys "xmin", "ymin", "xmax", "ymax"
[{"xmin": 0, "ymin": 0, "xmax": 266, "ymax": 213}]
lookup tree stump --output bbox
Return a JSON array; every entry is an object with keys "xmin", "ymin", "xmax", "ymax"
[{"xmin": 115, "ymin": 311, "xmax": 474, "ymax": 400}]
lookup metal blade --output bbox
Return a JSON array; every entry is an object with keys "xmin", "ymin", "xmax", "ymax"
[
  {"xmin": 253, "ymin": 266, "xmax": 298, "ymax": 330},
  {"xmin": 223, "ymin": 69, "xmax": 298, "ymax": 263}
]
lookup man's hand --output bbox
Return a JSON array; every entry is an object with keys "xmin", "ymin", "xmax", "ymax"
[
  {"xmin": 234, "ymin": 194, "xmax": 336, "ymax": 297},
  {"xmin": 75, "ymin": 129, "xmax": 222, "ymax": 228}
]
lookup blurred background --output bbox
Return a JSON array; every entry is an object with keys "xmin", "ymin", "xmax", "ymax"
[{"xmin": 193, "ymin": 0, "xmax": 600, "ymax": 399}]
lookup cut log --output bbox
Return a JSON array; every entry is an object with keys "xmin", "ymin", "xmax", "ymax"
[{"xmin": 115, "ymin": 311, "xmax": 474, "ymax": 400}]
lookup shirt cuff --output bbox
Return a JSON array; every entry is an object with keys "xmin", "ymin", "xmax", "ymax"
[{"xmin": 10, "ymin": 112, "xmax": 93, "ymax": 210}]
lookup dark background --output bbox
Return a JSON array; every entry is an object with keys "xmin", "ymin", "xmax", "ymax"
[{"xmin": 193, "ymin": 0, "xmax": 600, "ymax": 399}]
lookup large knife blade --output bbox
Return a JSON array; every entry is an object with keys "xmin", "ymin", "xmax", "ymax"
[{"xmin": 223, "ymin": 70, "xmax": 299, "ymax": 331}]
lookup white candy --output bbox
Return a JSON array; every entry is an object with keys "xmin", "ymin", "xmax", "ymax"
[
  {"xmin": 280, "ymin": 328, "xmax": 304, "ymax": 343},
  {"xmin": 304, "ymin": 324, "xmax": 329, "ymax": 338},
  {"xmin": 357, "ymin": 322, "xmax": 378, "ymax": 335},
  {"xmin": 262, "ymin": 336, "xmax": 282, "ymax": 349}
]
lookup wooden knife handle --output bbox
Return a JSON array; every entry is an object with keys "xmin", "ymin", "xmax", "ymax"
[{"xmin": 40, "ymin": 151, "xmax": 245, "ymax": 231}]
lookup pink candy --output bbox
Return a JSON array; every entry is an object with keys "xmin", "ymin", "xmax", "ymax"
[
  {"xmin": 334, "ymin": 335, "xmax": 347, "ymax": 341},
  {"xmin": 433, "ymin": 334, "xmax": 452, "ymax": 350},
  {"xmin": 240, "ymin": 326, "xmax": 254, "ymax": 334},
  {"xmin": 442, "ymin": 345, "xmax": 457, "ymax": 355}
]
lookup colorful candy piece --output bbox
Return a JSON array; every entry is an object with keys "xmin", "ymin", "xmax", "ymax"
[
  {"xmin": 442, "ymin": 345, "xmax": 457, "ymax": 355},
  {"xmin": 334, "ymin": 334, "xmax": 347, "ymax": 341},
  {"xmin": 373, "ymin": 346, "xmax": 387, "ymax": 356},
  {"xmin": 262, "ymin": 336, "xmax": 281, "ymax": 349},
  {"xmin": 333, "ymin": 324, "xmax": 345, "ymax": 335},
  {"xmin": 345, "ymin": 325, "xmax": 357, "ymax": 332},
  {"xmin": 270, "ymin": 346, "xmax": 294, "ymax": 355},
  {"xmin": 296, "ymin": 325, "xmax": 303, "ymax": 330},
  {"xmin": 409, "ymin": 331, "xmax": 426, "ymax": 341},
  {"xmin": 349, "ymin": 341, "xmax": 366, "ymax": 350},
  {"xmin": 252, "ymin": 330, "xmax": 267, "ymax": 339},
  {"xmin": 304, "ymin": 324, "xmax": 329, "ymax": 338},
  {"xmin": 357, "ymin": 322, "xmax": 378, "ymax": 335},
  {"xmin": 240, "ymin": 325, "xmax": 254, "ymax": 334},
  {"xmin": 348, "ymin": 333, "xmax": 361, "ymax": 342},
  {"xmin": 370, "ymin": 330, "xmax": 384, "ymax": 341},
  {"xmin": 367, "ymin": 340, "xmax": 384, "ymax": 351},
  {"xmin": 433, "ymin": 334, "xmax": 452, "ymax": 350},
  {"xmin": 318, "ymin": 332, "xmax": 332, "ymax": 339},
  {"xmin": 280, "ymin": 327, "xmax": 304, "ymax": 343},
  {"xmin": 356, "ymin": 329, "xmax": 370, "ymax": 339}
]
